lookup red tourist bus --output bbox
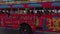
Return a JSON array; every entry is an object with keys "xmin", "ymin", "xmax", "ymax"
[{"xmin": 0, "ymin": 2, "xmax": 60, "ymax": 34}]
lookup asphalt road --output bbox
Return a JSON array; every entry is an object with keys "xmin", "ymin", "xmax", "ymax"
[{"xmin": 0, "ymin": 28, "xmax": 60, "ymax": 34}]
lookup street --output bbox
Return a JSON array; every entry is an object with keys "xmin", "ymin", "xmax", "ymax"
[{"xmin": 0, "ymin": 28, "xmax": 60, "ymax": 34}]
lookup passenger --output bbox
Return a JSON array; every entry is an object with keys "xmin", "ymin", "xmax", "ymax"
[
  {"xmin": 52, "ymin": 10, "xmax": 55, "ymax": 14},
  {"xmin": 27, "ymin": 10, "xmax": 33, "ymax": 14},
  {"xmin": 33, "ymin": 10, "xmax": 37, "ymax": 14},
  {"xmin": 30, "ymin": 10, "xmax": 34, "ymax": 14},
  {"xmin": 45, "ymin": 10, "xmax": 49, "ymax": 14},
  {"xmin": 19, "ymin": 9, "xmax": 24, "ymax": 14},
  {"xmin": 37, "ymin": 10, "xmax": 42, "ymax": 17},
  {"xmin": 48, "ymin": 10, "xmax": 52, "ymax": 14}
]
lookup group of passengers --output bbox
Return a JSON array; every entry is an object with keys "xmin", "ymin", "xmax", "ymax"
[{"xmin": 0, "ymin": 8, "xmax": 60, "ymax": 15}]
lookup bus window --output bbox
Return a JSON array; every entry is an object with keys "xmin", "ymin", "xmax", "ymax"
[
  {"xmin": 54, "ymin": 10, "xmax": 57, "ymax": 14},
  {"xmin": 11, "ymin": 8, "xmax": 18, "ymax": 14},
  {"xmin": 41, "ymin": 10, "xmax": 45, "ymax": 14},
  {"xmin": 19, "ymin": 9, "xmax": 24, "ymax": 14},
  {"xmin": 23, "ymin": 10, "xmax": 27, "ymax": 14},
  {"xmin": 51, "ymin": 10, "xmax": 58, "ymax": 14},
  {"xmin": 5, "ymin": 10, "xmax": 10, "ymax": 15},
  {"xmin": 58, "ymin": 10, "xmax": 60, "ymax": 14},
  {"xmin": 5, "ymin": 8, "xmax": 10, "ymax": 14},
  {"xmin": 42, "ymin": 10, "xmax": 44, "ymax": 13},
  {"xmin": 0, "ymin": 9, "xmax": 9, "ymax": 14},
  {"xmin": 18, "ymin": 8, "xmax": 26, "ymax": 14},
  {"xmin": 52, "ymin": 10, "xmax": 55, "ymax": 14},
  {"xmin": 44, "ymin": 10, "xmax": 49, "ymax": 14},
  {"xmin": 37, "ymin": 10, "xmax": 43, "ymax": 17},
  {"xmin": 37, "ymin": 10, "xmax": 42, "ymax": 14},
  {"xmin": 33, "ymin": 10, "xmax": 37, "ymax": 14},
  {"xmin": 30, "ymin": 10, "xmax": 34, "ymax": 14},
  {"xmin": 0, "ymin": 10, "xmax": 5, "ymax": 14},
  {"xmin": 27, "ymin": 10, "xmax": 34, "ymax": 14},
  {"xmin": 48, "ymin": 10, "xmax": 52, "ymax": 14}
]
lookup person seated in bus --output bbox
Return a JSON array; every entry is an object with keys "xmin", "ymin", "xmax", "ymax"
[
  {"xmin": 54, "ymin": 10, "xmax": 58, "ymax": 14},
  {"xmin": 19, "ymin": 9, "xmax": 24, "ymax": 14},
  {"xmin": 58, "ymin": 10, "xmax": 60, "ymax": 14},
  {"xmin": 37, "ymin": 10, "xmax": 43, "ymax": 17},
  {"xmin": 23, "ymin": 10, "xmax": 27, "ymax": 14},
  {"xmin": 48, "ymin": 10, "xmax": 52, "ymax": 14},
  {"xmin": 27, "ymin": 10, "xmax": 34, "ymax": 14},
  {"xmin": 1, "ymin": 10, "xmax": 5, "ymax": 14},
  {"xmin": 5, "ymin": 10, "xmax": 10, "ymax": 15},
  {"xmin": 44, "ymin": 10, "xmax": 49, "ymax": 14},
  {"xmin": 33, "ymin": 10, "xmax": 37, "ymax": 14},
  {"xmin": 52, "ymin": 10, "xmax": 57, "ymax": 14}
]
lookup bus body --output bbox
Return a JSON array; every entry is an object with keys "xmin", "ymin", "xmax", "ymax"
[{"xmin": 0, "ymin": 2, "xmax": 60, "ymax": 33}]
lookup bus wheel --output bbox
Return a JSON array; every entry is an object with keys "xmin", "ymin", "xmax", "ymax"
[{"xmin": 19, "ymin": 24, "xmax": 33, "ymax": 34}]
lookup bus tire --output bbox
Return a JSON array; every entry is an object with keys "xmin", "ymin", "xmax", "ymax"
[{"xmin": 19, "ymin": 24, "xmax": 33, "ymax": 34}]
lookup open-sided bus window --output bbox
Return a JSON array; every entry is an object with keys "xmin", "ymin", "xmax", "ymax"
[
  {"xmin": 58, "ymin": 10, "xmax": 60, "ymax": 14},
  {"xmin": 52, "ymin": 10, "xmax": 58, "ymax": 14},
  {"xmin": 0, "ymin": 10, "xmax": 5, "ymax": 14},
  {"xmin": 0, "ymin": 8, "xmax": 10, "ymax": 15},
  {"xmin": 27, "ymin": 10, "xmax": 33, "ymax": 14},
  {"xmin": 33, "ymin": 10, "xmax": 37, "ymax": 14},
  {"xmin": 54, "ymin": 10, "xmax": 57, "ymax": 14},
  {"xmin": 27, "ymin": 8, "xmax": 34, "ymax": 14},
  {"xmin": 11, "ymin": 8, "xmax": 18, "ymax": 14},
  {"xmin": 19, "ymin": 8, "xmax": 25, "ymax": 14},
  {"xmin": 5, "ymin": 8, "xmax": 10, "ymax": 15}
]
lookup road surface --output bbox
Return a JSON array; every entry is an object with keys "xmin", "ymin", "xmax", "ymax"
[{"xmin": 0, "ymin": 28, "xmax": 60, "ymax": 34}]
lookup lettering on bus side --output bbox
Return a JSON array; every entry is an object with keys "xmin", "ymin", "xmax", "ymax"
[{"xmin": 47, "ymin": 17, "xmax": 60, "ymax": 31}]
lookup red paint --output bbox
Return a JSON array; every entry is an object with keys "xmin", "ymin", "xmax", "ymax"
[{"xmin": 0, "ymin": 2, "xmax": 60, "ymax": 33}]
